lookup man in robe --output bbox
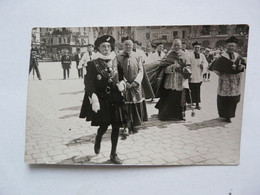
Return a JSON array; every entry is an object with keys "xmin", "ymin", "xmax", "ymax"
[
  {"xmin": 210, "ymin": 36, "xmax": 246, "ymax": 122},
  {"xmin": 189, "ymin": 41, "xmax": 208, "ymax": 110},
  {"xmin": 117, "ymin": 37, "xmax": 149, "ymax": 134}
]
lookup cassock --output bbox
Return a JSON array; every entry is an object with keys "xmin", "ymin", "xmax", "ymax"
[
  {"xmin": 188, "ymin": 52, "xmax": 208, "ymax": 104},
  {"xmin": 154, "ymin": 50, "xmax": 191, "ymax": 121},
  {"xmin": 213, "ymin": 51, "xmax": 246, "ymax": 119},
  {"xmin": 117, "ymin": 51, "xmax": 148, "ymax": 127}
]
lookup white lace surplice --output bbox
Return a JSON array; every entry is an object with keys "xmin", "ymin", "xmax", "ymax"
[{"xmin": 217, "ymin": 72, "xmax": 243, "ymax": 96}]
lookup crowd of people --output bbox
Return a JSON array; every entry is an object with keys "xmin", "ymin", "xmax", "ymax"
[{"xmin": 75, "ymin": 34, "xmax": 246, "ymax": 164}]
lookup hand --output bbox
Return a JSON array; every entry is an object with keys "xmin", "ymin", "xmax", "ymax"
[
  {"xmin": 117, "ymin": 81, "xmax": 126, "ymax": 92},
  {"xmin": 126, "ymin": 82, "xmax": 132, "ymax": 89},
  {"xmin": 172, "ymin": 63, "xmax": 180, "ymax": 69},
  {"xmin": 92, "ymin": 101, "xmax": 100, "ymax": 113},
  {"xmin": 232, "ymin": 64, "xmax": 237, "ymax": 70},
  {"xmin": 237, "ymin": 65, "xmax": 245, "ymax": 71},
  {"xmin": 131, "ymin": 81, "xmax": 139, "ymax": 88}
]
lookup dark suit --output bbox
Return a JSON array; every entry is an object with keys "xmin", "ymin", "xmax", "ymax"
[
  {"xmin": 75, "ymin": 53, "xmax": 83, "ymax": 78},
  {"xmin": 61, "ymin": 55, "xmax": 71, "ymax": 79}
]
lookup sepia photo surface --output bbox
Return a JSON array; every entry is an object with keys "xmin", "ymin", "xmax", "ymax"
[{"xmin": 25, "ymin": 24, "xmax": 249, "ymax": 165}]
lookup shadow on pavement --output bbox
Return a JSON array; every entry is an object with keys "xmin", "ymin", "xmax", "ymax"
[
  {"xmin": 136, "ymin": 114, "xmax": 186, "ymax": 131},
  {"xmin": 184, "ymin": 118, "xmax": 229, "ymax": 130},
  {"xmin": 59, "ymin": 113, "xmax": 80, "ymax": 119},
  {"xmin": 59, "ymin": 90, "xmax": 84, "ymax": 95},
  {"xmin": 66, "ymin": 130, "xmax": 112, "ymax": 147},
  {"xmin": 58, "ymin": 155, "xmax": 96, "ymax": 164},
  {"xmin": 60, "ymin": 106, "xmax": 81, "ymax": 111}
]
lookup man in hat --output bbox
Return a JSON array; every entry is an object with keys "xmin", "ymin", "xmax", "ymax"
[
  {"xmin": 211, "ymin": 36, "xmax": 246, "ymax": 122},
  {"xmin": 75, "ymin": 48, "xmax": 83, "ymax": 78},
  {"xmin": 79, "ymin": 44, "xmax": 96, "ymax": 73},
  {"xmin": 148, "ymin": 42, "xmax": 165, "ymax": 63},
  {"xmin": 61, "ymin": 50, "xmax": 71, "ymax": 80},
  {"xmin": 79, "ymin": 35, "xmax": 126, "ymax": 164},
  {"xmin": 29, "ymin": 48, "xmax": 42, "ymax": 80},
  {"xmin": 188, "ymin": 41, "xmax": 208, "ymax": 110},
  {"xmin": 132, "ymin": 40, "xmax": 147, "ymax": 64}
]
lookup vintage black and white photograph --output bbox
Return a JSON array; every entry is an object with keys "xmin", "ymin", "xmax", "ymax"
[{"xmin": 25, "ymin": 24, "xmax": 249, "ymax": 165}]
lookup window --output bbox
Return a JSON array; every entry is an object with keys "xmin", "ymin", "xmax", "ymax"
[
  {"xmin": 234, "ymin": 25, "xmax": 249, "ymax": 35},
  {"xmin": 173, "ymin": 31, "xmax": 178, "ymax": 39},
  {"xmin": 146, "ymin": 33, "xmax": 150, "ymax": 40},
  {"xmin": 162, "ymin": 35, "xmax": 167, "ymax": 40},
  {"xmin": 59, "ymin": 37, "xmax": 62, "ymax": 43},
  {"xmin": 152, "ymin": 33, "xmax": 159, "ymax": 39},
  {"xmin": 218, "ymin": 25, "xmax": 228, "ymax": 35},
  {"xmin": 201, "ymin": 25, "xmax": 211, "ymax": 35},
  {"xmin": 182, "ymin": 31, "xmax": 186, "ymax": 38}
]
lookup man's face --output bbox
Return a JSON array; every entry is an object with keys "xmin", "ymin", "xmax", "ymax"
[
  {"xmin": 98, "ymin": 42, "xmax": 111, "ymax": 56},
  {"xmin": 133, "ymin": 43, "xmax": 137, "ymax": 50},
  {"xmin": 226, "ymin": 43, "xmax": 236, "ymax": 53},
  {"xmin": 182, "ymin": 44, "xmax": 186, "ymax": 50},
  {"xmin": 205, "ymin": 50, "xmax": 210, "ymax": 55},
  {"xmin": 123, "ymin": 40, "xmax": 133, "ymax": 53},
  {"xmin": 194, "ymin": 45, "xmax": 201, "ymax": 53},
  {"xmin": 157, "ymin": 44, "xmax": 163, "ymax": 52},
  {"xmin": 87, "ymin": 46, "xmax": 93, "ymax": 52},
  {"xmin": 173, "ymin": 42, "xmax": 181, "ymax": 52}
]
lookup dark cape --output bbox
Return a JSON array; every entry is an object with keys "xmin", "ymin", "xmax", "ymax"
[
  {"xmin": 145, "ymin": 51, "xmax": 191, "ymax": 98},
  {"xmin": 79, "ymin": 59, "xmax": 126, "ymax": 126},
  {"xmin": 209, "ymin": 55, "xmax": 246, "ymax": 74}
]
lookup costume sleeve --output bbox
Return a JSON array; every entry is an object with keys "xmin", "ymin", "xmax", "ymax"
[
  {"xmin": 84, "ymin": 62, "xmax": 96, "ymax": 97},
  {"xmin": 116, "ymin": 58, "xmax": 124, "ymax": 82},
  {"xmin": 134, "ymin": 57, "xmax": 144, "ymax": 85},
  {"xmin": 79, "ymin": 53, "xmax": 89, "ymax": 67}
]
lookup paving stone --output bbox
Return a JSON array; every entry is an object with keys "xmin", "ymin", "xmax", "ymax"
[{"xmin": 25, "ymin": 64, "xmax": 244, "ymax": 165}]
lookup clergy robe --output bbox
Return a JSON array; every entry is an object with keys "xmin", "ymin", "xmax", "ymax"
[
  {"xmin": 215, "ymin": 51, "xmax": 246, "ymax": 119},
  {"xmin": 188, "ymin": 52, "xmax": 208, "ymax": 104},
  {"xmin": 117, "ymin": 51, "xmax": 148, "ymax": 127}
]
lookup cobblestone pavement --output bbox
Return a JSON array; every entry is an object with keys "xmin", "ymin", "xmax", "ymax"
[{"xmin": 25, "ymin": 62, "xmax": 245, "ymax": 165}]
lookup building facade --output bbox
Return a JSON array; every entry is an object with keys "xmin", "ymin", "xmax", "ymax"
[{"xmin": 32, "ymin": 25, "xmax": 249, "ymax": 56}]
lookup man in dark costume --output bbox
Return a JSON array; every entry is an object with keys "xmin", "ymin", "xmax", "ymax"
[
  {"xmin": 210, "ymin": 36, "xmax": 246, "ymax": 122},
  {"xmin": 61, "ymin": 50, "xmax": 71, "ymax": 80},
  {"xmin": 79, "ymin": 35, "xmax": 126, "ymax": 164}
]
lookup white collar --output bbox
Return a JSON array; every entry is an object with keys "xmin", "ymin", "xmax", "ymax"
[{"xmin": 94, "ymin": 52, "xmax": 116, "ymax": 60}]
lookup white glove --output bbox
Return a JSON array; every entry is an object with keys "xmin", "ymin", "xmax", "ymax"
[
  {"xmin": 92, "ymin": 101, "xmax": 100, "ymax": 113},
  {"xmin": 88, "ymin": 93, "xmax": 100, "ymax": 113},
  {"xmin": 117, "ymin": 81, "xmax": 126, "ymax": 92}
]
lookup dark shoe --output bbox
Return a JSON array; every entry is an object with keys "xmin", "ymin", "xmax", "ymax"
[
  {"xmin": 110, "ymin": 154, "xmax": 122, "ymax": 164},
  {"xmin": 196, "ymin": 105, "xmax": 201, "ymax": 110},
  {"xmin": 225, "ymin": 118, "xmax": 231, "ymax": 123},
  {"xmin": 94, "ymin": 137, "xmax": 101, "ymax": 154}
]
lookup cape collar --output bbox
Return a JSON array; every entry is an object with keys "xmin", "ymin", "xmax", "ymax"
[{"xmin": 222, "ymin": 51, "xmax": 239, "ymax": 62}]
